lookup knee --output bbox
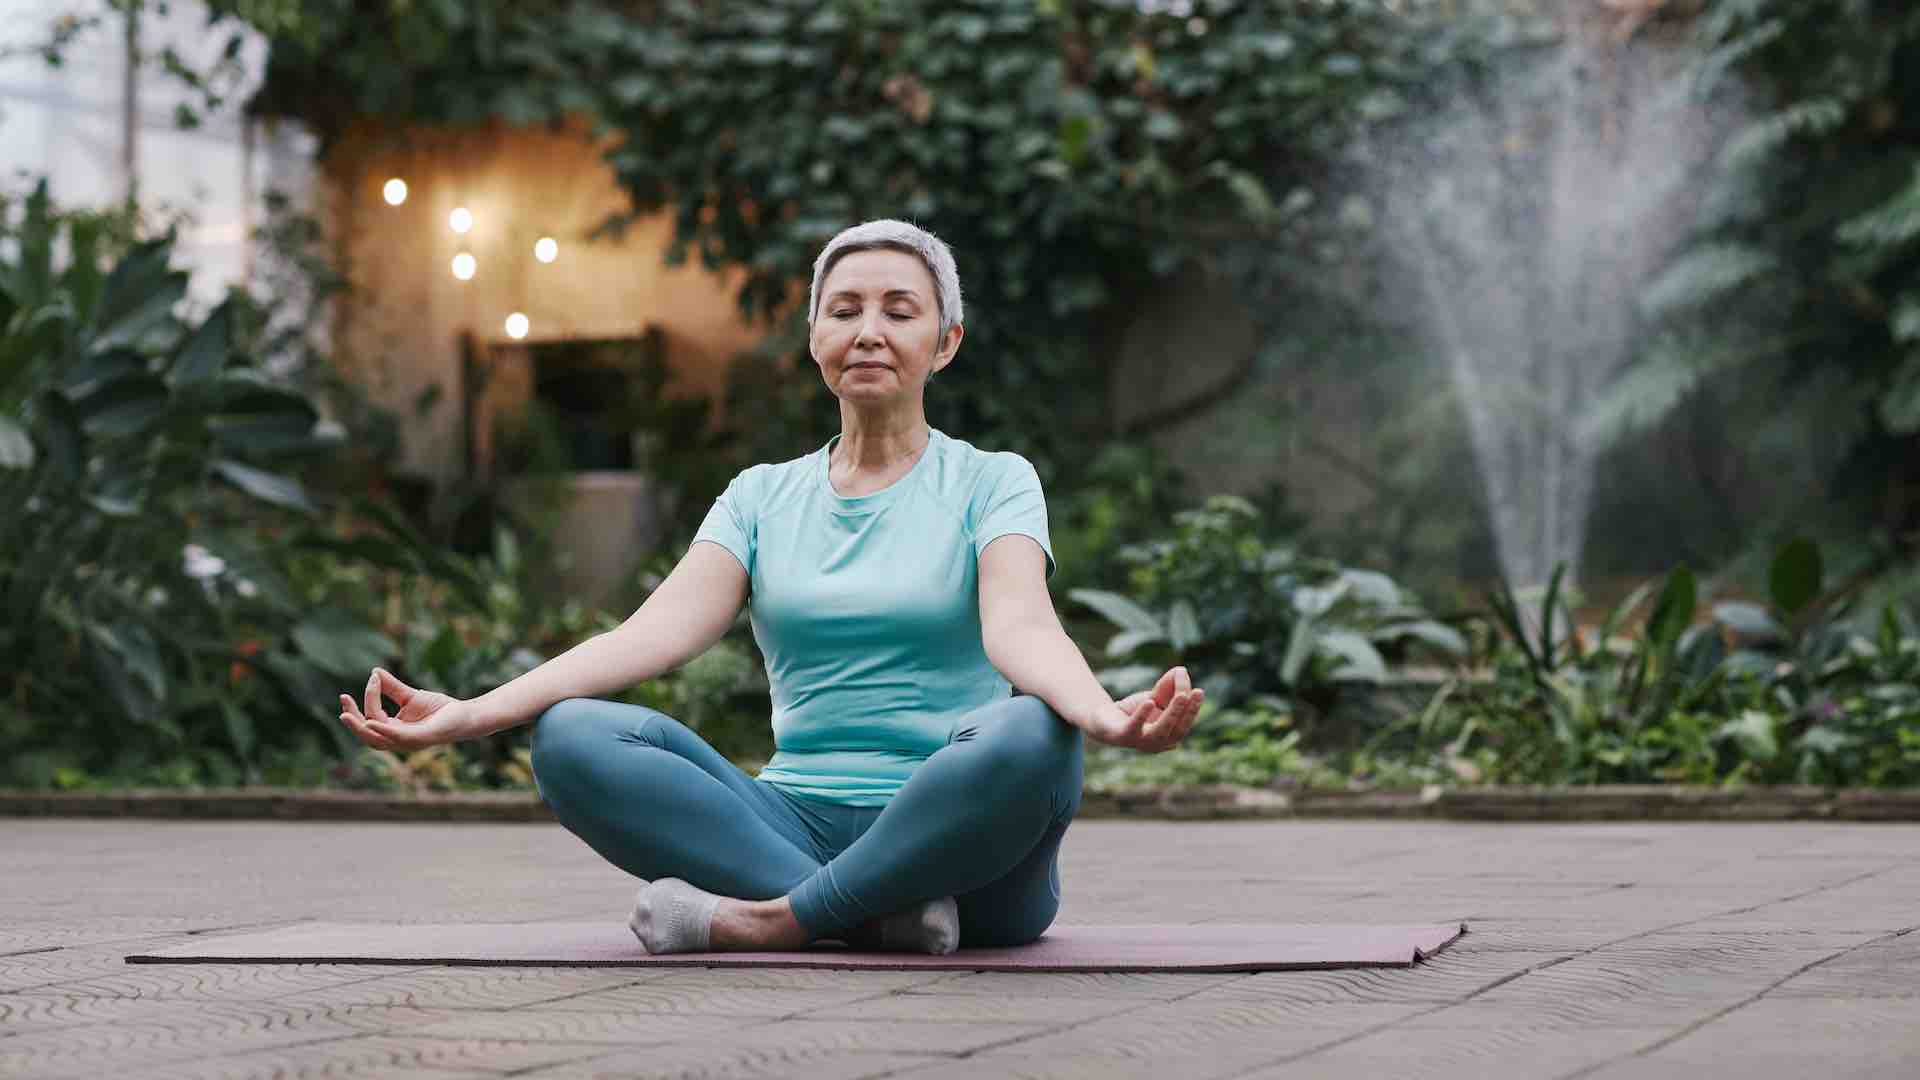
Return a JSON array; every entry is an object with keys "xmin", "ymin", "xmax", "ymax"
[
  {"xmin": 975, "ymin": 697, "xmax": 1082, "ymax": 788},
  {"xmin": 529, "ymin": 698, "xmax": 613, "ymax": 790}
]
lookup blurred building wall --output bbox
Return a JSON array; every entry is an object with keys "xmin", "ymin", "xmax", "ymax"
[{"xmin": 320, "ymin": 119, "xmax": 770, "ymax": 485}]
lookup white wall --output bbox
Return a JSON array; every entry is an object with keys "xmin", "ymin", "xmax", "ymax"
[{"xmin": 0, "ymin": 1, "xmax": 315, "ymax": 309}]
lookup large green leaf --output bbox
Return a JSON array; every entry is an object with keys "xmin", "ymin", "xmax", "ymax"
[
  {"xmin": 291, "ymin": 607, "xmax": 397, "ymax": 677},
  {"xmin": 0, "ymin": 415, "xmax": 32, "ymax": 469},
  {"xmin": 1644, "ymin": 566, "xmax": 1697, "ymax": 652},
  {"xmin": 74, "ymin": 374, "xmax": 170, "ymax": 439},
  {"xmin": 1769, "ymin": 537, "xmax": 1821, "ymax": 616},
  {"xmin": 221, "ymin": 699, "xmax": 256, "ymax": 761},
  {"xmin": 1167, "ymin": 599, "xmax": 1201, "ymax": 651},
  {"xmin": 1377, "ymin": 619, "xmax": 1467, "ymax": 656},
  {"xmin": 1715, "ymin": 709, "xmax": 1779, "ymax": 763},
  {"xmin": 35, "ymin": 390, "xmax": 84, "ymax": 485},
  {"xmin": 86, "ymin": 621, "xmax": 168, "ymax": 714},
  {"xmin": 87, "ymin": 240, "xmax": 186, "ymax": 353},
  {"xmin": 170, "ymin": 298, "xmax": 233, "ymax": 385},
  {"xmin": 1068, "ymin": 588, "xmax": 1164, "ymax": 635},
  {"xmin": 210, "ymin": 458, "xmax": 318, "ymax": 514},
  {"xmin": 207, "ymin": 413, "xmax": 324, "ymax": 457},
  {"xmin": 1105, "ymin": 628, "xmax": 1164, "ymax": 657},
  {"xmin": 1317, "ymin": 629, "xmax": 1387, "ymax": 683},
  {"xmin": 59, "ymin": 348, "xmax": 145, "ymax": 395}
]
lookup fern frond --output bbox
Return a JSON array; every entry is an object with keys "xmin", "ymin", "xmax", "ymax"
[
  {"xmin": 1881, "ymin": 352, "xmax": 1920, "ymax": 435},
  {"xmin": 1699, "ymin": 0, "xmax": 1781, "ymax": 43},
  {"xmin": 1691, "ymin": 17, "xmax": 1785, "ymax": 95},
  {"xmin": 1836, "ymin": 165, "xmax": 1920, "ymax": 252},
  {"xmin": 1579, "ymin": 332, "xmax": 1761, "ymax": 449},
  {"xmin": 1639, "ymin": 243, "xmax": 1778, "ymax": 320},
  {"xmin": 1719, "ymin": 97, "xmax": 1851, "ymax": 171}
]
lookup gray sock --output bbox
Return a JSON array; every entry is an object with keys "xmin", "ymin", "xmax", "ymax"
[
  {"xmin": 629, "ymin": 878, "xmax": 722, "ymax": 954},
  {"xmin": 847, "ymin": 896, "xmax": 960, "ymax": 955}
]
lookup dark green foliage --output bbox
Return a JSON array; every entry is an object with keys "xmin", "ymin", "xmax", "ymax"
[
  {"xmin": 1069, "ymin": 495, "xmax": 1466, "ymax": 728},
  {"xmin": 0, "ymin": 183, "xmax": 495, "ymax": 790}
]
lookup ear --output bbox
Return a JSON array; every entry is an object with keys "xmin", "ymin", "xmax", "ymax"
[{"xmin": 933, "ymin": 323, "xmax": 964, "ymax": 371}]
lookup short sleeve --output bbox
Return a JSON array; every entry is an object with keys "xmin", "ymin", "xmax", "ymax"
[
  {"xmin": 691, "ymin": 467, "xmax": 758, "ymax": 576},
  {"xmin": 972, "ymin": 453, "xmax": 1055, "ymax": 579}
]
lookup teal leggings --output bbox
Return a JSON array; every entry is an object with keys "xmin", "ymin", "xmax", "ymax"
[{"xmin": 529, "ymin": 694, "xmax": 1083, "ymax": 947}]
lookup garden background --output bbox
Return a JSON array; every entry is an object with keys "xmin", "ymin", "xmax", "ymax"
[{"xmin": 2, "ymin": 0, "xmax": 1916, "ymax": 799}]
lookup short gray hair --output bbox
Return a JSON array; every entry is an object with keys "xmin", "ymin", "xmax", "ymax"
[{"xmin": 807, "ymin": 219, "xmax": 964, "ymax": 340}]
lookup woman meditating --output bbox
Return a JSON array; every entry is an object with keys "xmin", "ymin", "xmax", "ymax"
[{"xmin": 336, "ymin": 219, "xmax": 1203, "ymax": 956}]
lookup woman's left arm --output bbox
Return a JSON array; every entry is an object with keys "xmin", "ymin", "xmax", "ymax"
[{"xmin": 978, "ymin": 535, "xmax": 1202, "ymax": 752}]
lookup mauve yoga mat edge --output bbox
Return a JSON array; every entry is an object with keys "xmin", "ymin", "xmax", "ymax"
[{"xmin": 125, "ymin": 921, "xmax": 1467, "ymax": 973}]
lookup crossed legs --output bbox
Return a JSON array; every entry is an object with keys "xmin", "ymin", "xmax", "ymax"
[{"xmin": 530, "ymin": 694, "xmax": 1083, "ymax": 951}]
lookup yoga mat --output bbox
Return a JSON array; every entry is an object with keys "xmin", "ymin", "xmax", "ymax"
[{"xmin": 126, "ymin": 922, "xmax": 1465, "ymax": 973}]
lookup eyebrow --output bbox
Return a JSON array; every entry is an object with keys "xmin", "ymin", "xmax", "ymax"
[{"xmin": 826, "ymin": 289, "xmax": 923, "ymax": 303}]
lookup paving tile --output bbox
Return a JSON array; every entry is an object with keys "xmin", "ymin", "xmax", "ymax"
[
  {"xmin": 0, "ymin": 999, "xmax": 371, "ymax": 1079},
  {"xmin": 522, "ymin": 1018, "xmax": 1042, "ymax": 1078},
  {"xmin": 794, "ymin": 990, "xmax": 1141, "ymax": 1024},
  {"xmin": 880, "ymin": 1047, "xmax": 1282, "ymax": 1080},
  {"xmin": 1236, "ymin": 1024, "xmax": 1682, "ymax": 1080},
  {"xmin": 970, "ymin": 1000, "xmax": 1430, "ymax": 1060},
  {"xmin": 541, "ymin": 980, "xmax": 892, "ymax": 1017},
  {"xmin": 520, "ymin": 1047, "xmax": 933, "ymax": 1080},
  {"xmin": 903, "ymin": 969, "xmax": 1238, "ymax": 1000},
  {"xmin": 17, "ymin": 960, "xmax": 422, "ymax": 1002},
  {"xmin": 267, "ymin": 966, "xmax": 659, "ymax": 1009},
  {"xmin": 399, "ymin": 1008, "xmax": 754, "ymax": 1044},
  {"xmin": 1173, "ymin": 949, "xmax": 1569, "ymax": 1005}
]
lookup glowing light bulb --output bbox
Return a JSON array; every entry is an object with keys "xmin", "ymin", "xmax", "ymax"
[
  {"xmin": 382, "ymin": 178, "xmax": 408, "ymax": 206},
  {"xmin": 534, "ymin": 237, "xmax": 558, "ymax": 263},
  {"xmin": 449, "ymin": 207, "xmax": 473, "ymax": 234},
  {"xmin": 451, "ymin": 252, "xmax": 476, "ymax": 281},
  {"xmin": 504, "ymin": 312, "xmax": 529, "ymax": 339}
]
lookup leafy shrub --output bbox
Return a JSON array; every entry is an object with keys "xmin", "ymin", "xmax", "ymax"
[
  {"xmin": 1069, "ymin": 495, "xmax": 1465, "ymax": 726},
  {"xmin": 0, "ymin": 180, "xmax": 497, "ymax": 791},
  {"xmin": 1396, "ymin": 540, "xmax": 1920, "ymax": 787}
]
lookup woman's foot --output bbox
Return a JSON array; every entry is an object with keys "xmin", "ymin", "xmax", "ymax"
[
  {"xmin": 845, "ymin": 896, "xmax": 960, "ymax": 955},
  {"xmin": 629, "ymin": 879, "xmax": 809, "ymax": 954}
]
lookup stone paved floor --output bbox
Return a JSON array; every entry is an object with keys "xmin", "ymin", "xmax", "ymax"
[{"xmin": 2, "ymin": 818, "xmax": 1916, "ymax": 1079}]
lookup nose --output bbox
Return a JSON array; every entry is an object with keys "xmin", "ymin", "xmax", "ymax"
[{"xmin": 855, "ymin": 310, "xmax": 886, "ymax": 348}]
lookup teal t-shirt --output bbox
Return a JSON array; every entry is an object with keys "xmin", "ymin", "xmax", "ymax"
[{"xmin": 690, "ymin": 427, "xmax": 1055, "ymax": 806}]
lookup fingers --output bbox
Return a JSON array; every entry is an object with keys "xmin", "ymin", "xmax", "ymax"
[
  {"xmin": 374, "ymin": 667, "xmax": 412, "ymax": 707},
  {"xmin": 339, "ymin": 692, "xmax": 396, "ymax": 752},
  {"xmin": 364, "ymin": 671, "xmax": 389, "ymax": 727},
  {"xmin": 1139, "ymin": 685, "xmax": 1204, "ymax": 752},
  {"xmin": 1153, "ymin": 667, "xmax": 1178, "ymax": 710}
]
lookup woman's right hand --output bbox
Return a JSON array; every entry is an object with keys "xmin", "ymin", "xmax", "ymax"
[{"xmin": 338, "ymin": 668, "xmax": 474, "ymax": 752}]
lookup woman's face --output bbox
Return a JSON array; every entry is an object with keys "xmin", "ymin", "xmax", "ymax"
[{"xmin": 810, "ymin": 248, "xmax": 962, "ymax": 406}]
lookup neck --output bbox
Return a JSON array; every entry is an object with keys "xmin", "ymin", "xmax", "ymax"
[{"xmin": 833, "ymin": 405, "xmax": 930, "ymax": 472}]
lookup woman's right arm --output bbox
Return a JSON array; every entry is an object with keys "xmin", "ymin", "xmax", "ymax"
[{"xmin": 464, "ymin": 541, "xmax": 749, "ymax": 738}]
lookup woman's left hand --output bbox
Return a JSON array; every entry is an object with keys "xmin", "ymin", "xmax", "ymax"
[{"xmin": 1081, "ymin": 666, "xmax": 1203, "ymax": 753}]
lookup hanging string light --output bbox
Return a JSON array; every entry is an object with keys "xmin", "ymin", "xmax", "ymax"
[
  {"xmin": 382, "ymin": 178, "xmax": 408, "ymax": 206},
  {"xmin": 451, "ymin": 252, "xmax": 476, "ymax": 281},
  {"xmin": 505, "ymin": 312, "xmax": 530, "ymax": 339},
  {"xmin": 449, "ymin": 206, "xmax": 474, "ymax": 234},
  {"xmin": 534, "ymin": 237, "xmax": 558, "ymax": 263}
]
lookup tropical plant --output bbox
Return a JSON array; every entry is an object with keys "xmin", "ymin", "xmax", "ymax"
[
  {"xmin": 0, "ymin": 181, "xmax": 479, "ymax": 789},
  {"xmin": 1069, "ymin": 495, "xmax": 1466, "ymax": 723}
]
